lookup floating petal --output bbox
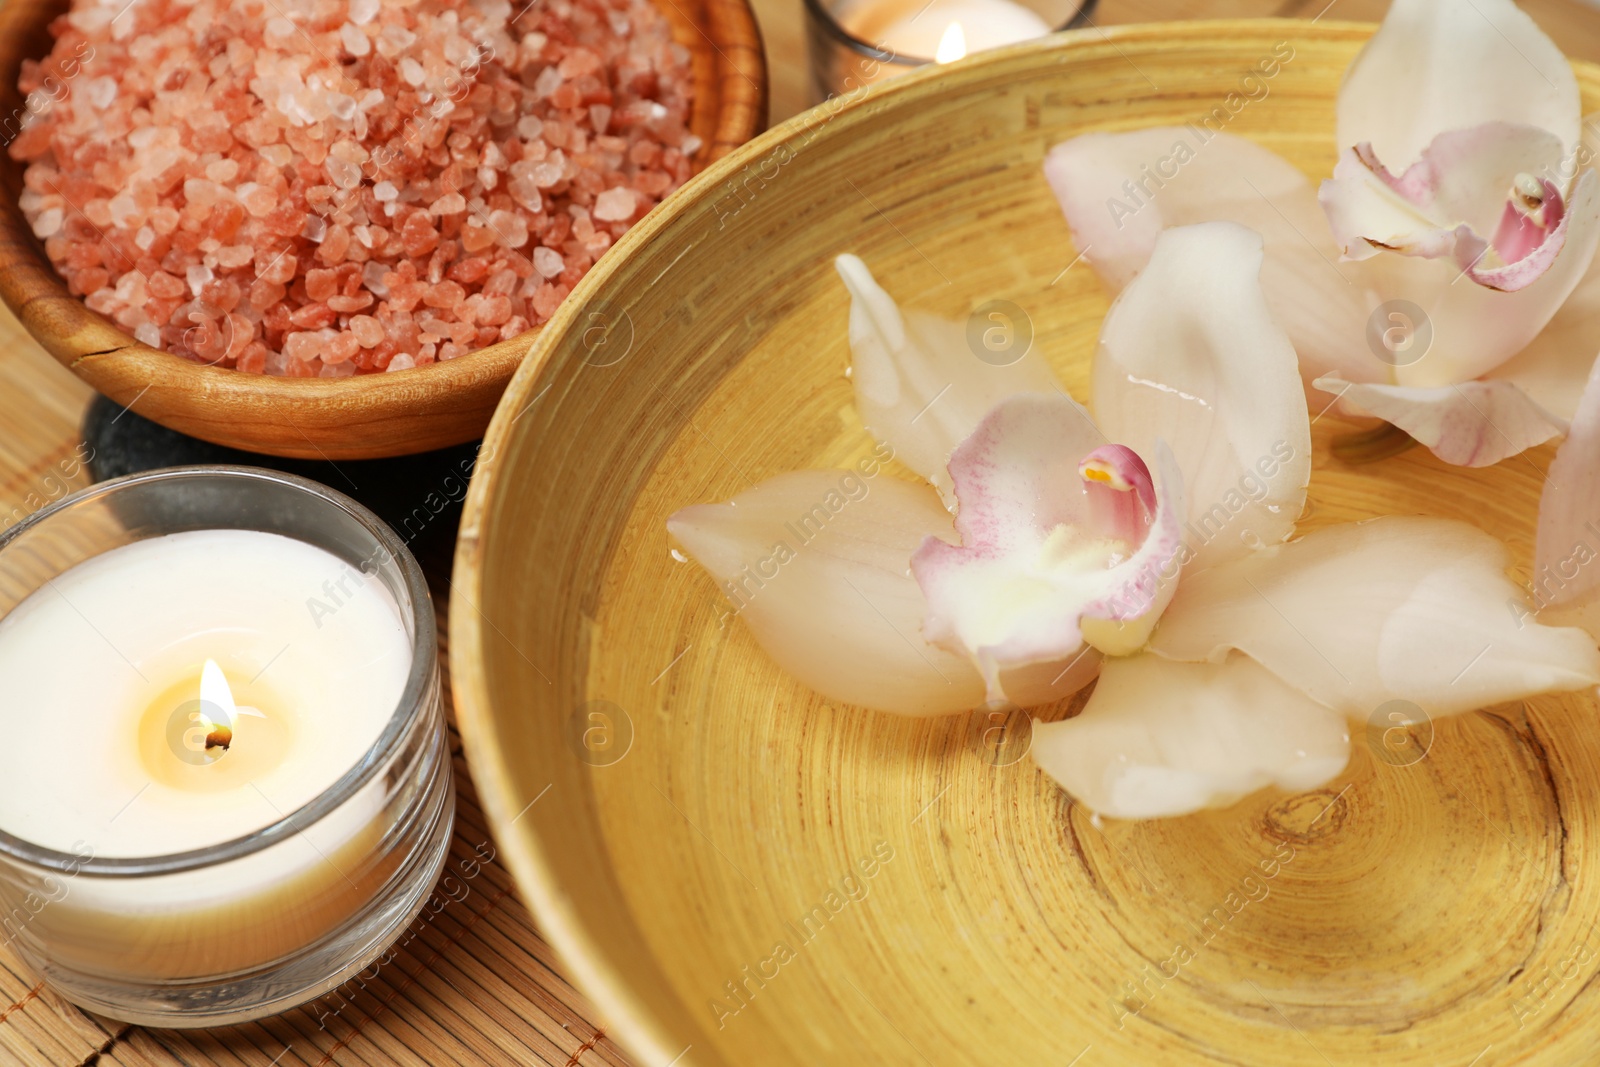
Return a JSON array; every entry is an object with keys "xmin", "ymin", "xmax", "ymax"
[
  {"xmin": 668, "ymin": 470, "xmax": 1098, "ymax": 714},
  {"xmin": 1043, "ymin": 129, "xmax": 1378, "ymax": 387},
  {"xmin": 1314, "ymin": 375, "xmax": 1564, "ymax": 467},
  {"xmin": 836, "ymin": 254, "xmax": 1061, "ymax": 505},
  {"xmin": 1030, "ymin": 653, "xmax": 1350, "ymax": 820},
  {"xmin": 1092, "ymin": 222, "xmax": 1312, "ymax": 570},
  {"xmin": 1149, "ymin": 516, "xmax": 1600, "ymax": 718}
]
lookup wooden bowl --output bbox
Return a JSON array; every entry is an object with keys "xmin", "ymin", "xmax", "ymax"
[
  {"xmin": 0, "ymin": 0, "xmax": 764, "ymax": 459},
  {"xmin": 453, "ymin": 22, "xmax": 1600, "ymax": 1066}
]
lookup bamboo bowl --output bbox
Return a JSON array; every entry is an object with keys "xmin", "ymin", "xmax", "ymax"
[
  {"xmin": 0, "ymin": 0, "xmax": 764, "ymax": 459},
  {"xmin": 453, "ymin": 22, "xmax": 1600, "ymax": 1067}
]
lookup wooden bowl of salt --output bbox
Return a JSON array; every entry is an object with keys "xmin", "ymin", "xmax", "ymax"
[{"xmin": 0, "ymin": 0, "xmax": 764, "ymax": 458}]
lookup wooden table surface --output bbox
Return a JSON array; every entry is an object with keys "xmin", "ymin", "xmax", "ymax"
[{"xmin": 2, "ymin": 1, "xmax": 1598, "ymax": 1064}]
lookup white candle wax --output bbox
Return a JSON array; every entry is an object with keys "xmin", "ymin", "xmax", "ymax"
[
  {"xmin": 845, "ymin": 0, "xmax": 1051, "ymax": 63},
  {"xmin": 0, "ymin": 528, "xmax": 410, "ymax": 859}
]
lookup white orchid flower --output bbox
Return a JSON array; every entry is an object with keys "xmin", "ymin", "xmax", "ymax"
[
  {"xmin": 669, "ymin": 222, "xmax": 1599, "ymax": 819},
  {"xmin": 1044, "ymin": 0, "xmax": 1600, "ymax": 469}
]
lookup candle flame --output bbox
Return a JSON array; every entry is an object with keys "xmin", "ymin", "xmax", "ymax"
[
  {"xmin": 198, "ymin": 658, "xmax": 264, "ymax": 725},
  {"xmin": 936, "ymin": 21, "xmax": 967, "ymax": 64},
  {"xmin": 199, "ymin": 659, "xmax": 238, "ymax": 725}
]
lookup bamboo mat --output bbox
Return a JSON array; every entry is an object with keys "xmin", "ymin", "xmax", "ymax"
[{"xmin": 4, "ymin": 0, "xmax": 1600, "ymax": 1063}]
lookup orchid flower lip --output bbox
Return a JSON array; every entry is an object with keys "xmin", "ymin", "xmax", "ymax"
[
  {"xmin": 1492, "ymin": 173, "xmax": 1565, "ymax": 267},
  {"xmin": 1334, "ymin": 130, "xmax": 1572, "ymax": 271},
  {"xmin": 909, "ymin": 392, "xmax": 1186, "ymax": 703},
  {"xmin": 1078, "ymin": 442, "xmax": 1158, "ymax": 532}
]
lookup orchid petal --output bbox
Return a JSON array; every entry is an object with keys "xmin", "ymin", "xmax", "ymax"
[
  {"xmin": 1148, "ymin": 516, "xmax": 1600, "ymax": 719},
  {"xmin": 1533, "ymin": 355, "xmax": 1600, "ymax": 621},
  {"xmin": 911, "ymin": 393, "xmax": 1184, "ymax": 703},
  {"xmin": 1314, "ymin": 375, "xmax": 1565, "ymax": 467},
  {"xmin": 999, "ymin": 649, "xmax": 1104, "ymax": 709},
  {"xmin": 836, "ymin": 254, "xmax": 1061, "ymax": 505},
  {"xmin": 1337, "ymin": 0, "xmax": 1580, "ymax": 170},
  {"xmin": 1492, "ymin": 117, "xmax": 1600, "ymax": 418},
  {"xmin": 1092, "ymin": 222, "xmax": 1312, "ymax": 570},
  {"xmin": 1372, "ymin": 169, "xmax": 1600, "ymax": 388},
  {"xmin": 1030, "ymin": 653, "xmax": 1350, "ymax": 820},
  {"xmin": 1043, "ymin": 129, "xmax": 1378, "ymax": 386},
  {"xmin": 1320, "ymin": 125, "xmax": 1569, "ymax": 288},
  {"xmin": 1490, "ymin": 254, "xmax": 1600, "ymax": 418},
  {"xmin": 668, "ymin": 471, "xmax": 1098, "ymax": 715}
]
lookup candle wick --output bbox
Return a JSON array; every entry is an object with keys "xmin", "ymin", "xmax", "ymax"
[{"xmin": 205, "ymin": 723, "xmax": 234, "ymax": 751}]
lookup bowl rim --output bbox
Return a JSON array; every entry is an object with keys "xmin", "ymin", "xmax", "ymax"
[
  {"xmin": 0, "ymin": 0, "xmax": 766, "ymax": 458},
  {"xmin": 449, "ymin": 18, "xmax": 1415, "ymax": 1066}
]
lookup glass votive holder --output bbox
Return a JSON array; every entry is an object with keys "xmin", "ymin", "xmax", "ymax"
[
  {"xmin": 0, "ymin": 466, "xmax": 454, "ymax": 1027},
  {"xmin": 805, "ymin": 0, "xmax": 1098, "ymax": 100}
]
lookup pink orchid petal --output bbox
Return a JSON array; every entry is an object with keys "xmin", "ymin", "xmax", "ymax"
[
  {"xmin": 1493, "ymin": 206, "xmax": 1549, "ymax": 266},
  {"xmin": 668, "ymin": 470, "xmax": 1101, "ymax": 715},
  {"xmin": 1383, "ymin": 126, "xmax": 1563, "ymax": 238},
  {"xmin": 1533, "ymin": 355, "xmax": 1600, "ymax": 622},
  {"xmin": 1030, "ymin": 653, "xmax": 1350, "ymax": 820},
  {"xmin": 1467, "ymin": 181, "xmax": 1568, "ymax": 290},
  {"xmin": 1079, "ymin": 443, "xmax": 1156, "ymax": 544},
  {"xmin": 911, "ymin": 394, "xmax": 1185, "ymax": 702},
  {"xmin": 1319, "ymin": 125, "xmax": 1569, "ymax": 289},
  {"xmin": 1372, "ymin": 169, "xmax": 1600, "ymax": 388},
  {"xmin": 1337, "ymin": 0, "xmax": 1580, "ymax": 171},
  {"xmin": 1043, "ymin": 129, "xmax": 1379, "ymax": 388},
  {"xmin": 1492, "ymin": 115, "xmax": 1600, "ymax": 419},
  {"xmin": 1492, "ymin": 177, "xmax": 1564, "ymax": 265},
  {"xmin": 1077, "ymin": 442, "xmax": 1186, "ymax": 658},
  {"xmin": 836, "ymin": 254, "xmax": 1062, "ymax": 506},
  {"xmin": 1149, "ymin": 516, "xmax": 1600, "ymax": 719},
  {"xmin": 1319, "ymin": 145, "xmax": 1473, "ymax": 263},
  {"xmin": 936, "ymin": 390, "xmax": 1107, "ymax": 555},
  {"xmin": 1092, "ymin": 222, "xmax": 1312, "ymax": 571},
  {"xmin": 1314, "ymin": 375, "xmax": 1564, "ymax": 467},
  {"xmin": 1356, "ymin": 143, "xmax": 1436, "ymax": 205}
]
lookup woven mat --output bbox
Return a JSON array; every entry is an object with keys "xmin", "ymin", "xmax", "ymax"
[{"xmin": 5, "ymin": 1, "xmax": 1600, "ymax": 1062}]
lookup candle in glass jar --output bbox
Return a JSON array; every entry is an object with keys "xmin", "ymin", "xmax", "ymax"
[
  {"xmin": 0, "ymin": 527, "xmax": 412, "ymax": 978},
  {"xmin": 0, "ymin": 528, "xmax": 408, "ymax": 857},
  {"xmin": 843, "ymin": 0, "xmax": 1051, "ymax": 63}
]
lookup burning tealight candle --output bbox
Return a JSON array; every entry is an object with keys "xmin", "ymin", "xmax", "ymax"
[
  {"xmin": 0, "ymin": 528, "xmax": 407, "ymax": 856},
  {"xmin": 0, "ymin": 468, "xmax": 453, "ymax": 1026},
  {"xmin": 805, "ymin": 0, "xmax": 1082, "ymax": 98},
  {"xmin": 855, "ymin": 0, "xmax": 1051, "ymax": 64}
]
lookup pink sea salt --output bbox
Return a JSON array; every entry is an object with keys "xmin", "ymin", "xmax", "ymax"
[
  {"xmin": 14, "ymin": 0, "xmax": 696, "ymax": 377},
  {"xmin": 593, "ymin": 187, "xmax": 636, "ymax": 221}
]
